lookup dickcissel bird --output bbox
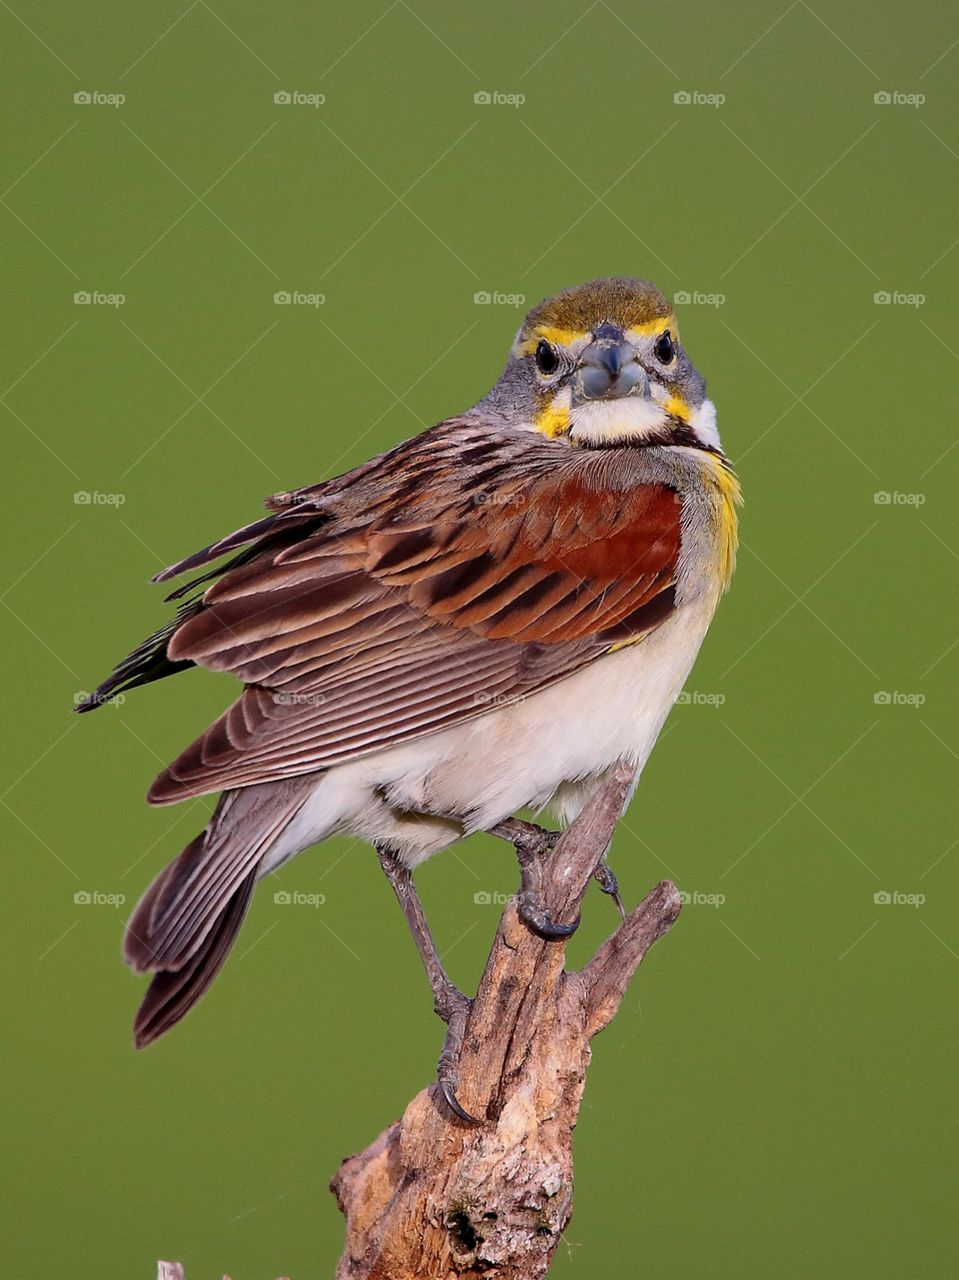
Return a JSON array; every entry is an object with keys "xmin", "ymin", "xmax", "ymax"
[{"xmin": 79, "ymin": 276, "xmax": 739, "ymax": 1120}]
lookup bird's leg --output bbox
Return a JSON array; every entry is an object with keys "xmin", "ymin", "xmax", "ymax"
[
  {"xmin": 374, "ymin": 842, "xmax": 480, "ymax": 1126},
  {"xmin": 592, "ymin": 849, "xmax": 627, "ymax": 922},
  {"xmin": 488, "ymin": 818, "xmax": 580, "ymax": 941}
]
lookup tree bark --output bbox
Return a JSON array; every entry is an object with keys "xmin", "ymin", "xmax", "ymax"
[{"xmin": 331, "ymin": 763, "xmax": 682, "ymax": 1279}]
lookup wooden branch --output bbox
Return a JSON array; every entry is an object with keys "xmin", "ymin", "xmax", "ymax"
[{"xmin": 332, "ymin": 764, "xmax": 682, "ymax": 1279}]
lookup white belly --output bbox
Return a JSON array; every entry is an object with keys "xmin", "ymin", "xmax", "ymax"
[{"xmin": 264, "ymin": 594, "xmax": 716, "ymax": 871}]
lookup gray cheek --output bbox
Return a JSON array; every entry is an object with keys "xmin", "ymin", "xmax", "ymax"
[
  {"xmin": 473, "ymin": 357, "xmax": 543, "ymax": 426},
  {"xmin": 681, "ymin": 359, "xmax": 706, "ymax": 407}
]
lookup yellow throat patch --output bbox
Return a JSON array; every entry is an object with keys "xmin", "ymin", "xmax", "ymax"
[{"xmin": 532, "ymin": 400, "xmax": 571, "ymax": 438}]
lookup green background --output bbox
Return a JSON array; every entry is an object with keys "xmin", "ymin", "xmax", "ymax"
[{"xmin": 2, "ymin": 2, "xmax": 957, "ymax": 1276}]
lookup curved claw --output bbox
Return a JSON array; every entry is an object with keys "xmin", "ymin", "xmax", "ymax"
[
  {"xmin": 593, "ymin": 859, "xmax": 627, "ymax": 922},
  {"xmin": 439, "ymin": 1079, "xmax": 483, "ymax": 1127},
  {"xmin": 436, "ymin": 992, "xmax": 482, "ymax": 1125},
  {"xmin": 519, "ymin": 901, "xmax": 580, "ymax": 941}
]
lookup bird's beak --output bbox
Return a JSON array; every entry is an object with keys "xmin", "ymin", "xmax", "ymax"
[{"xmin": 573, "ymin": 330, "xmax": 650, "ymax": 403}]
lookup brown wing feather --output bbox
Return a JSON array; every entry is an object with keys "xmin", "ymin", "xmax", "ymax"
[{"xmin": 141, "ymin": 422, "xmax": 682, "ymax": 803}]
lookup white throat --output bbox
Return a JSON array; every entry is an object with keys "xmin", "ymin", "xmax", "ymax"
[
  {"xmin": 568, "ymin": 395, "xmax": 670, "ymax": 446},
  {"xmin": 689, "ymin": 398, "xmax": 721, "ymax": 449},
  {"xmin": 565, "ymin": 393, "xmax": 722, "ymax": 449}
]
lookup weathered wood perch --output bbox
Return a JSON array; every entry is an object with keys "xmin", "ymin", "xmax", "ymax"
[
  {"xmin": 331, "ymin": 762, "xmax": 682, "ymax": 1279},
  {"xmin": 153, "ymin": 767, "xmax": 680, "ymax": 1280}
]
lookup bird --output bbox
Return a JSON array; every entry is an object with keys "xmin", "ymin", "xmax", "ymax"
[{"xmin": 78, "ymin": 275, "xmax": 739, "ymax": 1121}]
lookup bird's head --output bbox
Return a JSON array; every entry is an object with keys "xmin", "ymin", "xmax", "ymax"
[{"xmin": 478, "ymin": 277, "xmax": 721, "ymax": 452}]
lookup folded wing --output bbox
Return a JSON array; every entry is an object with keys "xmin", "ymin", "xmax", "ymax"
[{"xmin": 103, "ymin": 422, "xmax": 684, "ymax": 803}]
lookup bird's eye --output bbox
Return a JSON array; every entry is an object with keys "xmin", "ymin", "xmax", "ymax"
[
  {"xmin": 654, "ymin": 330, "xmax": 674, "ymax": 364},
  {"xmin": 535, "ymin": 339, "xmax": 559, "ymax": 375}
]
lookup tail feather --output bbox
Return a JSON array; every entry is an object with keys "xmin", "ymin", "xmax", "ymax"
[
  {"xmin": 124, "ymin": 829, "xmax": 210, "ymax": 972},
  {"xmin": 124, "ymin": 777, "xmax": 314, "ymax": 1045},
  {"xmin": 133, "ymin": 869, "xmax": 256, "ymax": 1048}
]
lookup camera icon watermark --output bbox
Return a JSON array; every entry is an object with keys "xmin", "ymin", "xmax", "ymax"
[
  {"xmin": 873, "ymin": 491, "xmax": 925, "ymax": 506},
  {"xmin": 472, "ymin": 489, "xmax": 527, "ymax": 507},
  {"xmin": 673, "ymin": 90, "xmax": 725, "ymax": 107},
  {"xmin": 473, "ymin": 290, "xmax": 526, "ymax": 307},
  {"xmin": 473, "ymin": 90, "xmax": 525, "ymax": 107},
  {"xmin": 677, "ymin": 889, "xmax": 726, "ymax": 907},
  {"xmin": 74, "ymin": 290, "xmax": 125, "ymax": 307},
  {"xmin": 273, "ymin": 889, "xmax": 326, "ymax": 906},
  {"xmin": 74, "ymin": 90, "xmax": 125, "ymax": 108},
  {"xmin": 271, "ymin": 690, "xmax": 326, "ymax": 707},
  {"xmin": 73, "ymin": 689, "xmax": 125, "ymax": 708},
  {"xmin": 473, "ymin": 689, "xmax": 527, "ymax": 708},
  {"xmin": 676, "ymin": 690, "xmax": 726, "ymax": 707},
  {"xmin": 873, "ymin": 290, "xmax": 924, "ymax": 307},
  {"xmin": 873, "ymin": 90, "xmax": 925, "ymax": 108},
  {"xmin": 273, "ymin": 290, "xmax": 325, "ymax": 307},
  {"xmin": 73, "ymin": 490, "xmax": 126, "ymax": 506},
  {"xmin": 74, "ymin": 889, "xmax": 126, "ymax": 907},
  {"xmin": 873, "ymin": 690, "xmax": 925, "ymax": 707},
  {"xmin": 673, "ymin": 289, "xmax": 725, "ymax": 307},
  {"xmin": 873, "ymin": 890, "xmax": 925, "ymax": 907},
  {"xmin": 273, "ymin": 90, "xmax": 325, "ymax": 107}
]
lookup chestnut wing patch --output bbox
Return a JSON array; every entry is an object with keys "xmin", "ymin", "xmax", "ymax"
[
  {"xmin": 150, "ymin": 464, "xmax": 681, "ymax": 803},
  {"xmin": 384, "ymin": 474, "xmax": 680, "ymax": 643}
]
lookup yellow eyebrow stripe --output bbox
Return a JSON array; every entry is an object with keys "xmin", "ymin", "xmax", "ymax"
[
  {"xmin": 627, "ymin": 315, "xmax": 678, "ymax": 340},
  {"xmin": 517, "ymin": 317, "xmax": 678, "ymax": 357},
  {"xmin": 534, "ymin": 325, "xmax": 588, "ymax": 347},
  {"xmin": 516, "ymin": 325, "xmax": 589, "ymax": 356}
]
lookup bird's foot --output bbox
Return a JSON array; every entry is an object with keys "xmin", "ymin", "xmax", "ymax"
[
  {"xmin": 433, "ymin": 982, "xmax": 480, "ymax": 1125},
  {"xmin": 488, "ymin": 818, "xmax": 581, "ymax": 940},
  {"xmin": 517, "ymin": 893, "xmax": 580, "ymax": 940},
  {"xmin": 488, "ymin": 817, "xmax": 560, "ymax": 860},
  {"xmin": 513, "ymin": 826, "xmax": 581, "ymax": 940},
  {"xmin": 593, "ymin": 858, "xmax": 627, "ymax": 923}
]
